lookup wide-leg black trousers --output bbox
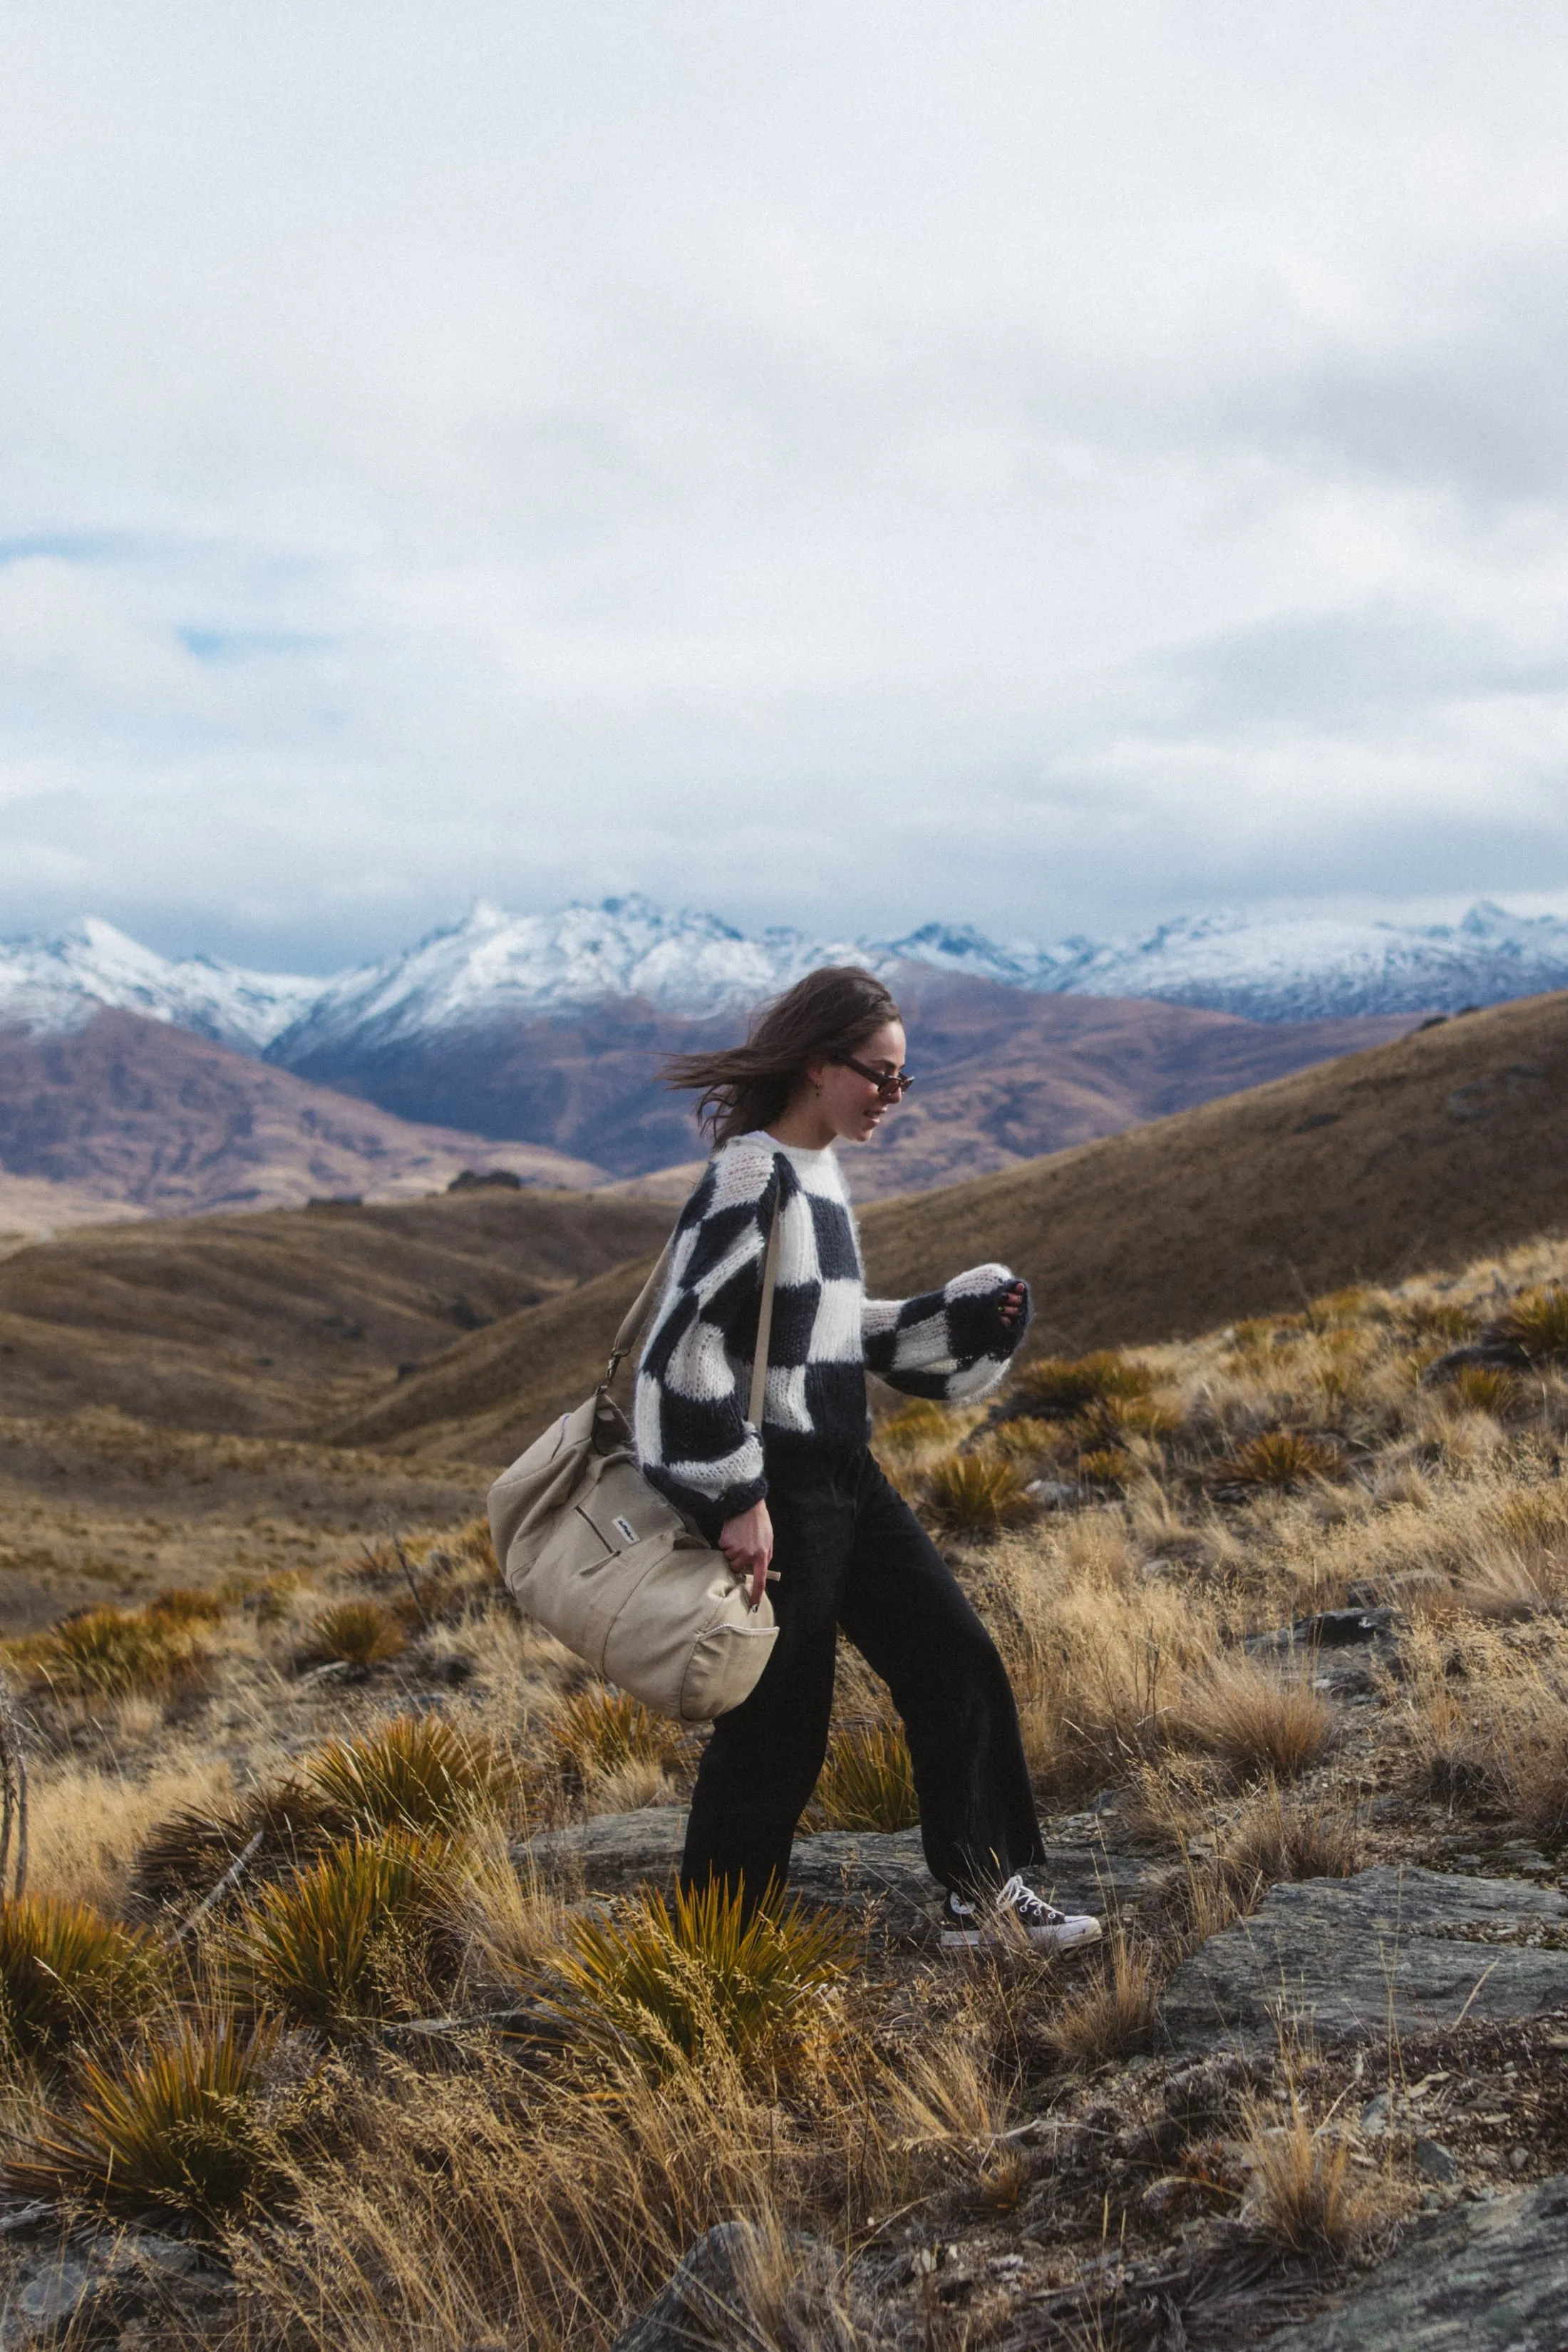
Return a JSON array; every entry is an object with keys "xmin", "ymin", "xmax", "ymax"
[{"xmin": 680, "ymin": 1443, "xmax": 1044, "ymax": 1910}]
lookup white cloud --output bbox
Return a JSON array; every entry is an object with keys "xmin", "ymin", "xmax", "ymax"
[{"xmin": 3, "ymin": 1, "xmax": 1568, "ymax": 964}]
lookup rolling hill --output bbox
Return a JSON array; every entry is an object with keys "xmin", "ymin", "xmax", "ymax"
[
  {"xmin": 326, "ymin": 991, "xmax": 1568, "ymax": 1463},
  {"xmin": 0, "ymin": 1187, "xmax": 673, "ymax": 1436},
  {"xmin": 0, "ymin": 1009, "xmax": 604, "ymax": 1232}
]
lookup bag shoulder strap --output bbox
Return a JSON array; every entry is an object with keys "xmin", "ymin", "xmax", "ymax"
[{"xmin": 604, "ymin": 1192, "xmax": 783, "ymax": 1417}]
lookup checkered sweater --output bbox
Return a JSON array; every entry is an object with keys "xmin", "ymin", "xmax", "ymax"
[{"xmin": 634, "ymin": 1133, "xmax": 1029, "ymax": 1537}]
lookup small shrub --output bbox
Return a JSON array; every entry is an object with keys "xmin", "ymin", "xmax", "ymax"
[
  {"xmin": 150, "ymin": 1587, "xmax": 228, "ymax": 1625},
  {"xmin": 1497, "ymin": 1285, "xmax": 1568, "ymax": 1357},
  {"xmin": 228, "ymin": 1833, "xmax": 460, "ymax": 2031},
  {"xmin": 808, "ymin": 1720, "xmax": 918, "ymax": 1832},
  {"xmin": 298, "ymin": 1601, "xmax": 406, "ymax": 1671},
  {"xmin": 0, "ymin": 1897, "xmax": 161, "ymax": 2059},
  {"xmin": 1014, "ymin": 1353, "xmax": 1153, "ymax": 1418},
  {"xmin": 547, "ymin": 1687, "xmax": 688, "ymax": 1788},
  {"xmin": 1210, "ymin": 1431, "xmax": 1342, "ymax": 1492},
  {"xmin": 306, "ymin": 1715, "xmax": 518, "ymax": 1833},
  {"xmin": 1074, "ymin": 1395, "xmax": 1181, "ymax": 1450},
  {"xmin": 6, "ymin": 2016, "xmax": 282, "ymax": 2225},
  {"xmin": 129, "ymin": 1782, "xmax": 339, "ymax": 1917},
  {"xmin": 11, "ymin": 1607, "xmax": 204, "ymax": 1699},
  {"xmin": 1044, "ymin": 1933, "xmax": 1160, "ymax": 2064},
  {"xmin": 540, "ymin": 1879, "xmax": 858, "ymax": 2078},
  {"xmin": 1214, "ymin": 1786, "xmax": 1363, "ymax": 1897},
  {"xmin": 924, "ymin": 1454, "xmax": 1036, "ymax": 1536},
  {"xmin": 1175, "ymin": 1662, "xmax": 1336, "ymax": 1782}
]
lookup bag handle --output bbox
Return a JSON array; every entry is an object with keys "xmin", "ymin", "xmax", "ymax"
[{"xmin": 604, "ymin": 1196, "xmax": 783, "ymax": 1430}]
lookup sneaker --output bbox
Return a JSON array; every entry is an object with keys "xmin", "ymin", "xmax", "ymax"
[{"xmin": 939, "ymin": 1874, "xmax": 1103, "ymax": 1953}]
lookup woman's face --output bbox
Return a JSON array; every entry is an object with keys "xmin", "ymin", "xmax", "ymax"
[{"xmin": 807, "ymin": 1018, "xmax": 909, "ymax": 1145}]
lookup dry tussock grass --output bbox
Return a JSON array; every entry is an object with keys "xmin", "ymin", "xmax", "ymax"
[{"xmin": 6, "ymin": 1224, "xmax": 1568, "ymax": 2341}]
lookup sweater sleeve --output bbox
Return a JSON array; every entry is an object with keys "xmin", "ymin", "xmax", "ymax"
[
  {"xmin": 862, "ymin": 1262, "xmax": 1029, "ymax": 1403},
  {"xmin": 633, "ymin": 1141, "xmax": 781, "ymax": 1539}
]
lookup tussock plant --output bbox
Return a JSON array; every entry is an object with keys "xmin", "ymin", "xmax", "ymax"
[
  {"xmin": 1044, "ymin": 1932, "xmax": 1161, "ymax": 2065},
  {"xmin": 1076, "ymin": 1445, "xmax": 1133, "ymax": 1490},
  {"xmin": 299, "ymin": 1600, "xmax": 407, "ymax": 1671},
  {"xmin": 1210, "ymin": 1430, "xmax": 1343, "ymax": 1492},
  {"xmin": 6, "ymin": 2016, "xmax": 282, "ymax": 2226},
  {"xmin": 539, "ymin": 1879, "xmax": 859, "ymax": 2078},
  {"xmin": 879, "ymin": 1398, "xmax": 953, "ymax": 1445},
  {"xmin": 1453, "ymin": 1365, "xmax": 1522, "ymax": 1418},
  {"xmin": 228, "ymin": 1832, "xmax": 461, "ymax": 2032},
  {"xmin": 808, "ymin": 1718, "xmax": 918, "ymax": 1832},
  {"xmin": 1496, "ymin": 1284, "xmax": 1568, "ymax": 1356},
  {"xmin": 1013, "ymin": 1351, "xmax": 1155, "ymax": 1418},
  {"xmin": 0, "ymin": 1896, "xmax": 161, "ymax": 2060},
  {"xmin": 149, "ymin": 1585, "xmax": 228, "ymax": 1625},
  {"xmin": 547, "ymin": 1684, "xmax": 688, "ymax": 1790},
  {"xmin": 11, "ymin": 1606, "xmax": 205, "ymax": 1699},
  {"xmin": 129, "ymin": 1781, "xmax": 339, "ymax": 1917},
  {"xmin": 923, "ymin": 1452, "xmax": 1036, "ymax": 1536},
  {"xmin": 306, "ymin": 1713, "xmax": 518, "ymax": 1833},
  {"xmin": 1240, "ymin": 2085, "xmax": 1392, "ymax": 2254},
  {"xmin": 1174, "ymin": 1660, "xmax": 1336, "ymax": 1782}
]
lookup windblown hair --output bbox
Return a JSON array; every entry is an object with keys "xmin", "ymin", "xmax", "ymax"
[{"xmin": 662, "ymin": 966, "xmax": 902, "ymax": 1147}]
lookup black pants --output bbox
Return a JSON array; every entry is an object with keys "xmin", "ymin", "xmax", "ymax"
[{"xmin": 681, "ymin": 1443, "xmax": 1044, "ymax": 1911}]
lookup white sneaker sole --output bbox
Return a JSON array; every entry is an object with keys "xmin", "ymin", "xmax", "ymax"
[{"xmin": 939, "ymin": 1914, "xmax": 1103, "ymax": 1953}]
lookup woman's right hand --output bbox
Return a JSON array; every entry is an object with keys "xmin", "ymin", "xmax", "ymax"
[{"xmin": 719, "ymin": 1500, "xmax": 775, "ymax": 1609}]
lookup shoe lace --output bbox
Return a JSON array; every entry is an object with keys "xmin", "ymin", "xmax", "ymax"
[{"xmin": 998, "ymin": 1873, "xmax": 1065, "ymax": 1926}]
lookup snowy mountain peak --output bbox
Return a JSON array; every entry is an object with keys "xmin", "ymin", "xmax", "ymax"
[{"xmin": 6, "ymin": 892, "xmax": 1568, "ymax": 1058}]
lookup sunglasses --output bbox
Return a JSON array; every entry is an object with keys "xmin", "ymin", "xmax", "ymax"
[{"xmin": 834, "ymin": 1053, "xmax": 914, "ymax": 1100}]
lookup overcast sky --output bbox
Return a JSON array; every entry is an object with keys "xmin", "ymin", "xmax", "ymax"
[{"xmin": 4, "ymin": 3, "xmax": 1568, "ymax": 971}]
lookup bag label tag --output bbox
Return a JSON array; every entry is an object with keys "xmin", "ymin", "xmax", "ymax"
[{"xmin": 612, "ymin": 1515, "xmax": 638, "ymax": 1546}]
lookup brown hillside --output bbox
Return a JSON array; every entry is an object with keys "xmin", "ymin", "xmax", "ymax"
[
  {"xmin": 0, "ymin": 1009, "xmax": 604, "ymax": 1230},
  {"xmin": 331, "ymin": 991, "xmax": 1568, "ymax": 1463},
  {"xmin": 0, "ymin": 1187, "xmax": 672, "ymax": 1435}
]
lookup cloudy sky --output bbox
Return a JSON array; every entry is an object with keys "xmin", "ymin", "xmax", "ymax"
[{"xmin": 4, "ymin": 3, "xmax": 1568, "ymax": 971}]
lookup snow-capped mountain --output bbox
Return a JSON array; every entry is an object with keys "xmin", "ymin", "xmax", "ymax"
[
  {"xmin": 0, "ymin": 917, "xmax": 321, "ymax": 1049},
  {"xmin": 6, "ymin": 894, "xmax": 1568, "ymax": 1054}
]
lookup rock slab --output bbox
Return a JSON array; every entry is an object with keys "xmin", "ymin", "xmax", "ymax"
[
  {"xmin": 518, "ymin": 1810, "xmax": 1155, "ymax": 1940},
  {"xmin": 1259, "ymin": 2174, "xmax": 1568, "ymax": 2350},
  {"xmin": 1160, "ymin": 1866, "xmax": 1568, "ymax": 2057}
]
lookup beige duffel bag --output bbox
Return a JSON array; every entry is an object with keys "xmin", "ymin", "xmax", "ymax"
[{"xmin": 486, "ymin": 1208, "xmax": 781, "ymax": 1723}]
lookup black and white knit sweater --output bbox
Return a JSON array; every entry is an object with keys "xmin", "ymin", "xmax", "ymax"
[{"xmin": 634, "ymin": 1132, "xmax": 1029, "ymax": 1537}]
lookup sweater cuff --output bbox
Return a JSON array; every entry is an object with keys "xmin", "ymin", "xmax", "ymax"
[{"xmin": 647, "ymin": 1468, "xmax": 768, "ymax": 1547}]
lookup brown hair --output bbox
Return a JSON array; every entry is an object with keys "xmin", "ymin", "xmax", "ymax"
[{"xmin": 662, "ymin": 965, "xmax": 903, "ymax": 1147}]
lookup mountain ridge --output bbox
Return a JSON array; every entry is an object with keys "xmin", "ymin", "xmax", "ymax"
[{"xmin": 9, "ymin": 892, "xmax": 1568, "ymax": 1052}]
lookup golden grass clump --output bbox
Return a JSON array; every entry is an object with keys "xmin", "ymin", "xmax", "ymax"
[
  {"xmin": 150, "ymin": 1585, "xmax": 229, "ymax": 1624},
  {"xmin": 923, "ymin": 1452, "xmax": 1036, "ymax": 1536},
  {"xmin": 1240, "ymin": 2085, "xmax": 1394, "ymax": 2254},
  {"xmin": 6, "ymin": 2016, "xmax": 282, "ymax": 2225},
  {"xmin": 1043, "ymin": 1932, "xmax": 1161, "ymax": 2065},
  {"xmin": 1174, "ymin": 1660, "xmax": 1336, "ymax": 1783},
  {"xmin": 1496, "ymin": 1284, "xmax": 1568, "ymax": 1356},
  {"xmin": 808, "ymin": 1718, "xmax": 919, "ymax": 1832},
  {"xmin": 1454, "ymin": 1365, "xmax": 1522, "ymax": 1418},
  {"xmin": 1211, "ymin": 1430, "xmax": 1343, "ymax": 1492},
  {"xmin": 227, "ymin": 1832, "xmax": 462, "ymax": 2033},
  {"xmin": 539, "ymin": 1879, "xmax": 859, "ymax": 2079},
  {"xmin": 128, "ymin": 1780, "xmax": 339, "ymax": 1917},
  {"xmin": 0, "ymin": 1896, "xmax": 162, "ymax": 2060},
  {"xmin": 1013, "ymin": 1351, "xmax": 1154, "ymax": 1417},
  {"xmin": 305, "ymin": 1713, "xmax": 519, "ymax": 1834},
  {"xmin": 547, "ymin": 1685, "xmax": 689, "ymax": 1798},
  {"xmin": 298, "ymin": 1601, "xmax": 407, "ymax": 1671},
  {"xmin": 10, "ymin": 1605, "xmax": 206, "ymax": 1699}
]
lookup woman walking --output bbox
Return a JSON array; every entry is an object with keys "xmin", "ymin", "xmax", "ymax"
[{"xmin": 635, "ymin": 965, "xmax": 1100, "ymax": 1951}]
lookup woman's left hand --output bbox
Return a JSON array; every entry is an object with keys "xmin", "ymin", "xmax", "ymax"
[{"xmin": 997, "ymin": 1279, "xmax": 1028, "ymax": 1331}]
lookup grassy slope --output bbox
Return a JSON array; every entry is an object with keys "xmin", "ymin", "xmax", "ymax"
[
  {"xmin": 333, "ymin": 990, "xmax": 1568, "ymax": 1463},
  {"xmin": 0, "ymin": 1189, "xmax": 673, "ymax": 1436}
]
